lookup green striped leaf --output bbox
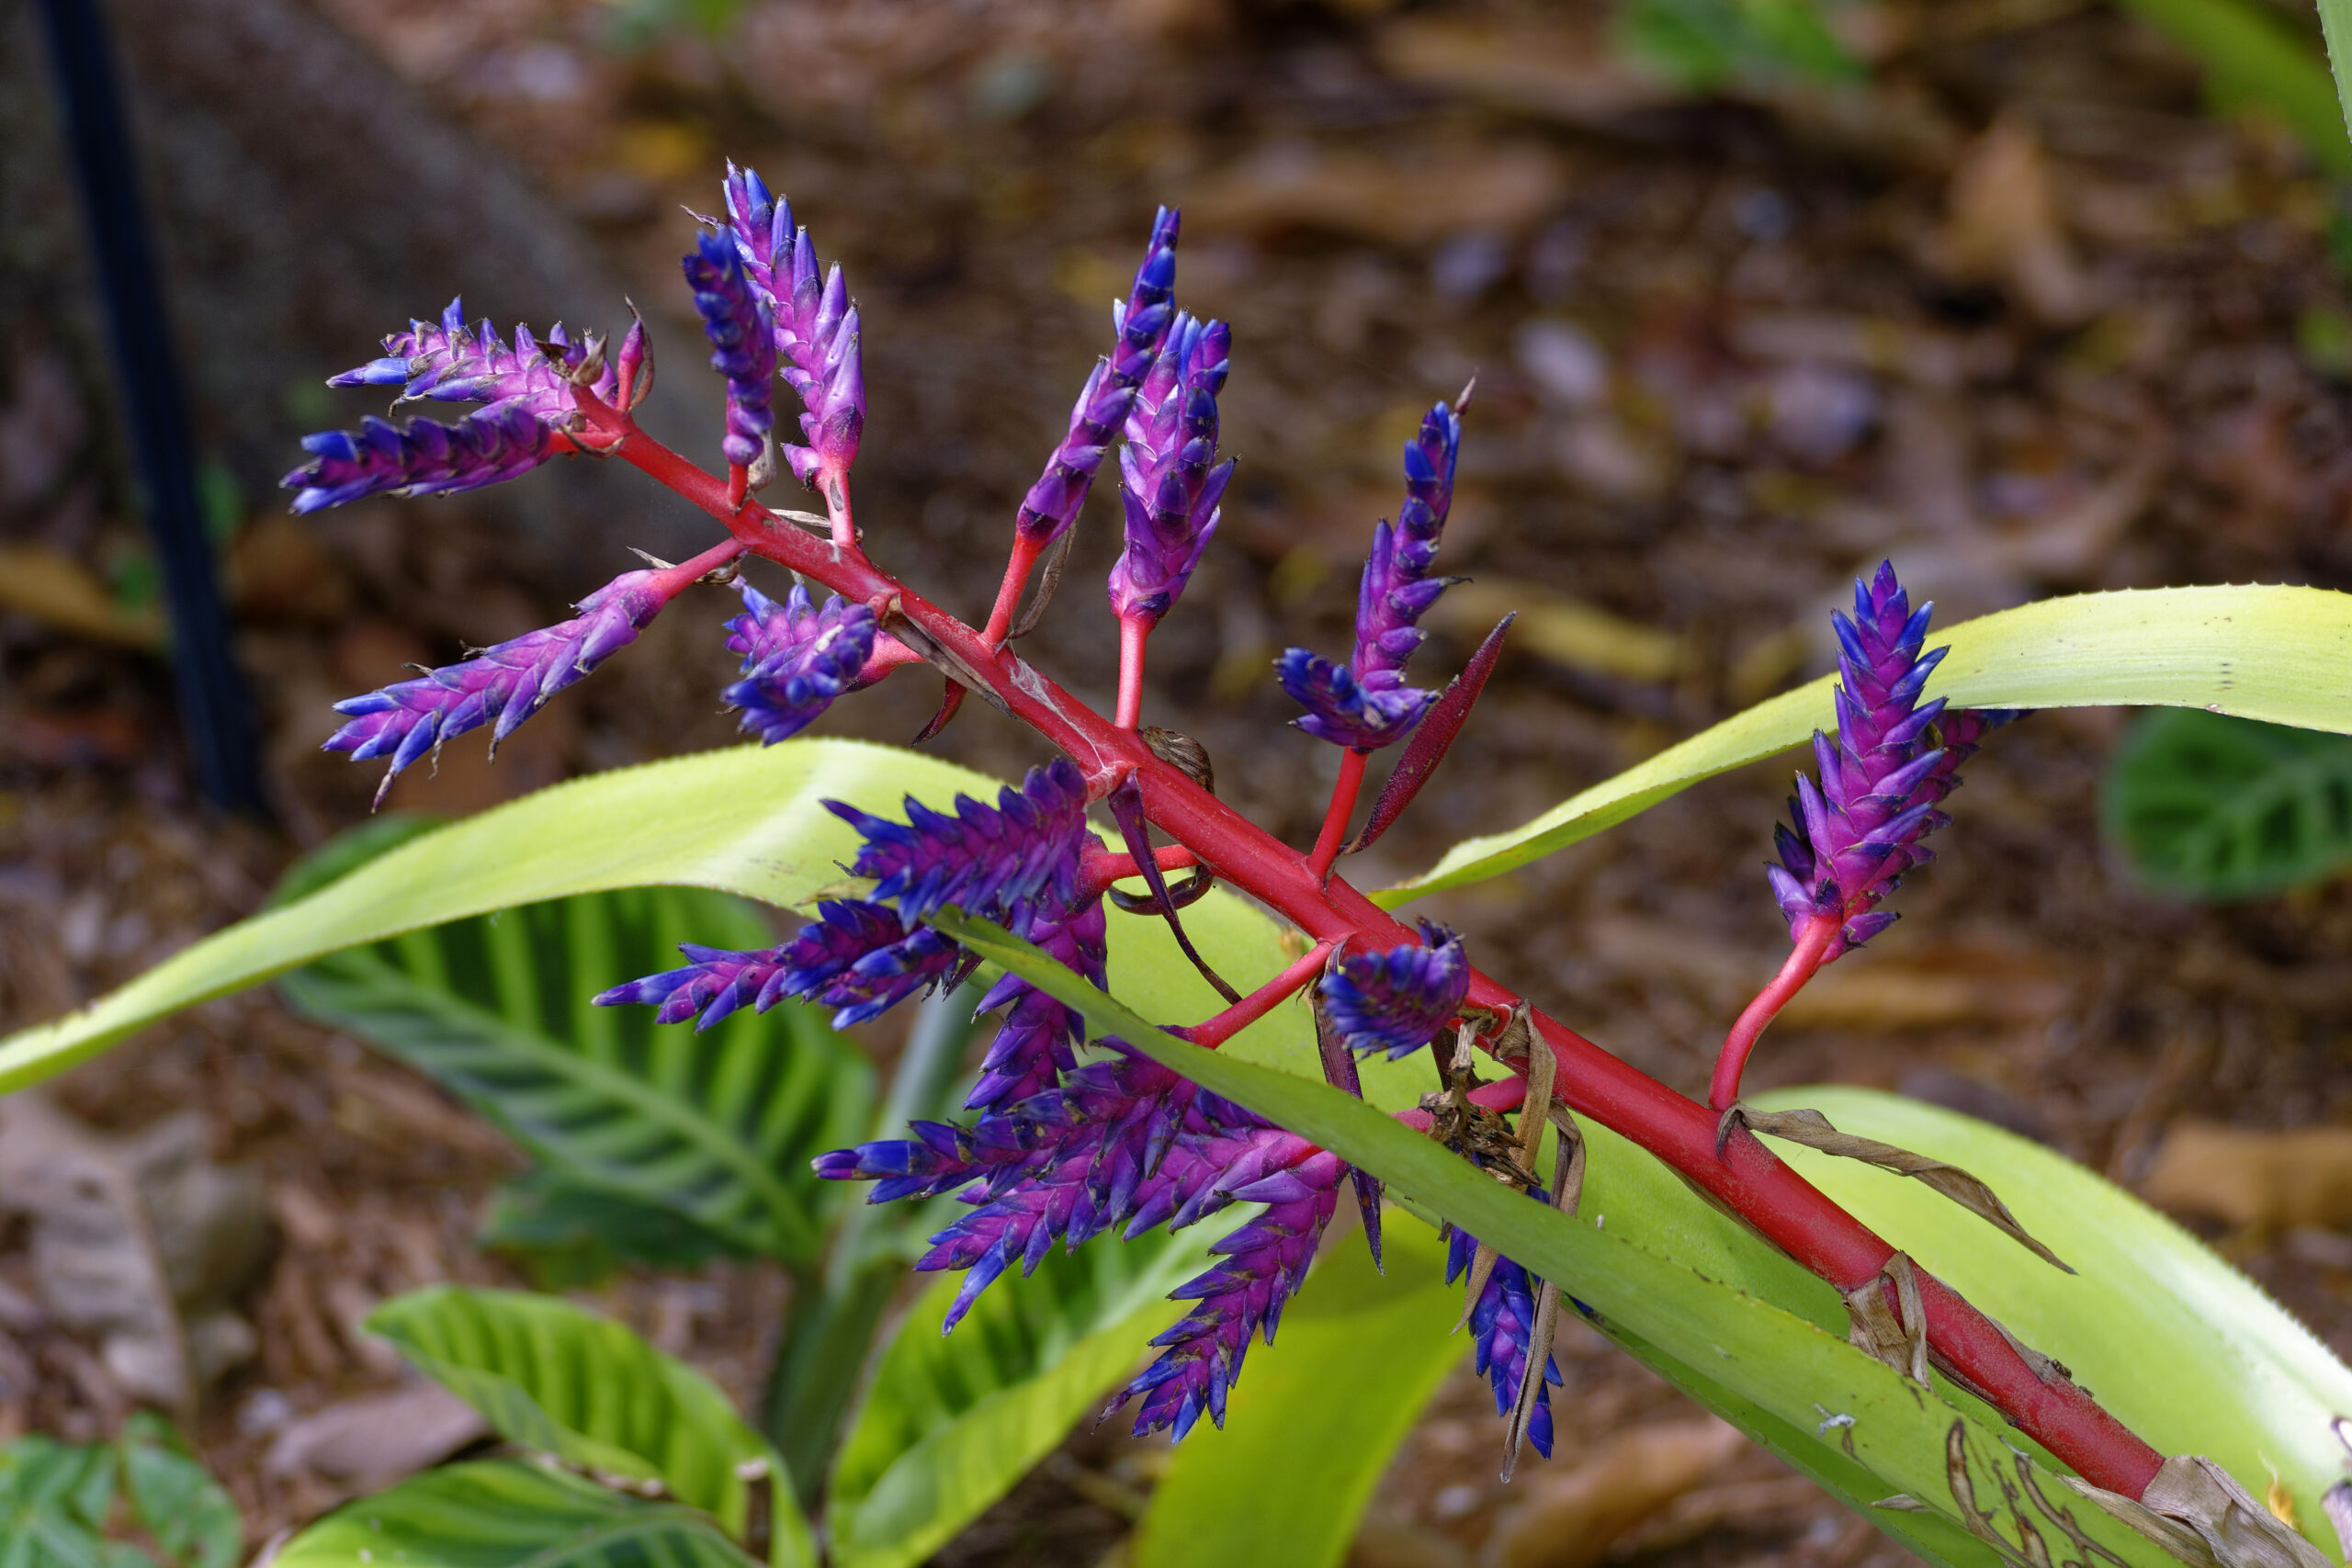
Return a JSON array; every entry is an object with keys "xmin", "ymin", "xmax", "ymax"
[
  {"xmin": 2101, "ymin": 707, "xmax": 2352, "ymax": 898},
  {"xmin": 276, "ymin": 876, "xmax": 873, "ymax": 1265},
  {"xmin": 366, "ymin": 1287, "xmax": 812, "ymax": 1564},
  {"xmin": 272, "ymin": 1460, "xmax": 759, "ymax": 1568}
]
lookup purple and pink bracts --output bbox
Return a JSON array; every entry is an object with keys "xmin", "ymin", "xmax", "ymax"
[
  {"xmin": 716, "ymin": 164, "xmax": 863, "ymax": 490},
  {"xmin": 1016, "ymin": 209, "xmax": 1182, "ymax": 548},
  {"xmin": 721, "ymin": 582, "xmax": 876, "ymax": 746},
  {"xmin": 323, "ymin": 570, "xmax": 673, "ymax": 807},
  {"xmin": 1277, "ymin": 400, "xmax": 1465, "ymax": 750},
  {"xmin": 1106, "ymin": 312, "xmax": 1234, "ymax": 628},
  {"xmin": 683, "ymin": 231, "xmax": 778, "ymax": 473}
]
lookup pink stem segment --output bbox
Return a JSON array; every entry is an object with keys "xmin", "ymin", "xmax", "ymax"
[
  {"xmin": 1081, "ymin": 841, "xmax": 1201, "ymax": 897},
  {"xmin": 1709, "ymin": 912, "xmax": 1839, "ymax": 1111},
  {"xmin": 1115, "ymin": 616, "xmax": 1149, "ymax": 729},
  {"xmin": 982, "ymin": 534, "xmax": 1045, "ymax": 647},
  {"xmin": 1184, "ymin": 942, "xmax": 1334, "ymax": 1049},
  {"xmin": 1306, "ymin": 749, "xmax": 1370, "ymax": 880}
]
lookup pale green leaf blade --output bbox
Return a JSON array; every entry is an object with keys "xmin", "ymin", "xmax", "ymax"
[
  {"xmin": 920, "ymin": 911, "xmax": 2238, "ymax": 1568},
  {"xmin": 277, "ymin": 878, "xmax": 875, "ymax": 1264},
  {"xmin": 1749, "ymin": 1086, "xmax": 2352, "ymax": 1554},
  {"xmin": 0, "ymin": 739, "xmax": 1332, "ymax": 1105},
  {"xmin": 364, "ymin": 1284, "xmax": 811, "ymax": 1561},
  {"xmin": 825, "ymin": 1216, "xmax": 1239, "ymax": 1568},
  {"xmin": 1379, "ymin": 583, "xmax": 2352, "ymax": 905},
  {"xmin": 272, "ymin": 1459, "xmax": 761, "ymax": 1568},
  {"xmin": 1129, "ymin": 1218, "xmax": 1462, "ymax": 1568}
]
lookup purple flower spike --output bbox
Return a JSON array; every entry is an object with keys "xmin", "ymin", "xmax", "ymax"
[
  {"xmin": 683, "ymin": 231, "xmax": 777, "ymax": 471},
  {"xmin": 1766, "ymin": 561, "xmax": 2014, "ymax": 961},
  {"xmin": 1107, "ymin": 313, "xmax": 1234, "ymax": 628},
  {"xmin": 713, "ymin": 163, "xmax": 863, "ymax": 486},
  {"xmin": 1277, "ymin": 400, "xmax": 1465, "ymax": 750},
  {"xmin": 826, "ymin": 757, "xmax": 1091, "ymax": 922},
  {"xmin": 1446, "ymin": 1214, "xmax": 1562, "ymax": 1457},
  {"xmin": 327, "ymin": 297, "xmax": 616, "ymax": 426},
  {"xmin": 1117, "ymin": 1146, "xmax": 1344, "ymax": 1440},
  {"xmin": 1319, "ymin": 920, "xmax": 1471, "ymax": 1059},
  {"xmin": 967, "ymin": 894, "xmax": 1109, "ymax": 1112},
  {"xmin": 720, "ymin": 581, "xmax": 876, "ymax": 745},
  {"xmin": 1016, "ymin": 208, "xmax": 1182, "ymax": 547},
  {"xmin": 323, "ymin": 569, "xmax": 669, "ymax": 807},
  {"xmin": 283, "ymin": 402, "xmax": 557, "ymax": 514},
  {"xmin": 598, "ymin": 896, "xmax": 975, "ymax": 1033}
]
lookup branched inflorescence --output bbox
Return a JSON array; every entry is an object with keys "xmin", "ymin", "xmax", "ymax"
[{"xmin": 271, "ymin": 156, "xmax": 2140, "ymax": 1495}]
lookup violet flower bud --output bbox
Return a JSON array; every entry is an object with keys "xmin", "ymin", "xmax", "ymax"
[
  {"xmin": 1319, "ymin": 921, "xmax": 1472, "ymax": 1059},
  {"xmin": 1447, "ymin": 1213, "xmax": 1562, "ymax": 1458},
  {"xmin": 1107, "ymin": 313, "xmax": 1234, "ymax": 629},
  {"xmin": 682, "ymin": 230, "xmax": 777, "ymax": 470},
  {"xmin": 1276, "ymin": 400, "xmax": 1465, "ymax": 750},
  {"xmin": 283, "ymin": 402, "xmax": 555, "ymax": 514},
  {"xmin": 323, "ymin": 569, "xmax": 668, "ymax": 806},
  {"xmin": 1015, "ymin": 208, "xmax": 1181, "ymax": 547},
  {"xmin": 826, "ymin": 757, "xmax": 1091, "ymax": 922},
  {"xmin": 720, "ymin": 581, "xmax": 876, "ymax": 745},
  {"xmin": 713, "ymin": 163, "xmax": 863, "ymax": 485},
  {"xmin": 327, "ymin": 297, "xmax": 617, "ymax": 425},
  {"xmin": 1766, "ymin": 562, "xmax": 2014, "ymax": 960}
]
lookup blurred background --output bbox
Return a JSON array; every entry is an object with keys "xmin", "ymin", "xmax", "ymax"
[{"xmin": 7, "ymin": 0, "xmax": 2352, "ymax": 1560}]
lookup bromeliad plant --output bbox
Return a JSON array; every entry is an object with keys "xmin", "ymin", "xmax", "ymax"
[{"xmin": 12, "ymin": 162, "xmax": 2352, "ymax": 1567}]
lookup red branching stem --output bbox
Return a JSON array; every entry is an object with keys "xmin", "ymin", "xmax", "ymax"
[
  {"xmin": 1080, "ymin": 842, "xmax": 1200, "ymax": 897},
  {"xmin": 852, "ymin": 636, "xmax": 928, "ymax": 689},
  {"xmin": 576, "ymin": 396, "xmax": 2166, "ymax": 1499},
  {"xmin": 1182, "ymin": 942, "xmax": 1334, "ymax": 1049},
  {"xmin": 1306, "ymin": 749, "xmax": 1370, "ymax": 880},
  {"xmin": 1115, "ymin": 616, "xmax": 1149, "ymax": 729},
  {"xmin": 647, "ymin": 537, "xmax": 749, "ymax": 599},
  {"xmin": 1710, "ymin": 912, "xmax": 1838, "ymax": 1111},
  {"xmin": 822, "ymin": 471, "xmax": 856, "ymax": 550},
  {"xmin": 726, "ymin": 463, "xmax": 750, "ymax": 511},
  {"xmin": 982, "ymin": 534, "xmax": 1044, "ymax": 646}
]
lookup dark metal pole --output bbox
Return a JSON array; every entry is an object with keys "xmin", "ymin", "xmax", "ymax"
[{"xmin": 34, "ymin": 0, "xmax": 269, "ymax": 817}]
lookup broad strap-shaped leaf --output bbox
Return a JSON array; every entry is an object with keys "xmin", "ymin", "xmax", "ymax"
[
  {"xmin": 476, "ymin": 1168, "xmax": 745, "ymax": 1289},
  {"xmin": 366, "ymin": 1286, "xmax": 813, "ymax": 1564},
  {"xmin": 2101, "ymin": 707, "xmax": 2352, "ymax": 899},
  {"xmin": 925, "ymin": 909, "xmax": 2339, "ymax": 1568},
  {"xmin": 825, "ymin": 1215, "xmax": 1240, "ymax": 1568},
  {"xmin": 277, "ymin": 874, "xmax": 873, "ymax": 1264},
  {"xmin": 2112, "ymin": 0, "xmax": 2352, "ymax": 176},
  {"xmin": 1748, "ymin": 1087, "xmax": 2352, "ymax": 1554},
  {"xmin": 271, "ymin": 1459, "xmax": 762, "ymax": 1568},
  {"xmin": 1130, "ymin": 1218, "xmax": 1464, "ymax": 1568},
  {"xmin": 0, "ymin": 740, "xmax": 1343, "ymax": 1105},
  {"xmin": 1379, "ymin": 584, "xmax": 2352, "ymax": 905}
]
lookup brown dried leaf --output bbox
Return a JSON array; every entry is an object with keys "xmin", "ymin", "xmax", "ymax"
[
  {"xmin": 2066, "ymin": 1456, "xmax": 2333, "ymax": 1568},
  {"xmin": 1736, "ymin": 1104, "xmax": 2073, "ymax": 1272},
  {"xmin": 1182, "ymin": 140, "xmax": 1567, "ymax": 247},
  {"xmin": 1481, "ymin": 1419, "xmax": 1749, "ymax": 1568},
  {"xmin": 264, "ymin": 1381, "xmax": 490, "ymax": 1485},
  {"xmin": 2141, "ymin": 1122, "xmax": 2352, "ymax": 1232},
  {"xmin": 1939, "ymin": 116, "xmax": 2098, "ymax": 326}
]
